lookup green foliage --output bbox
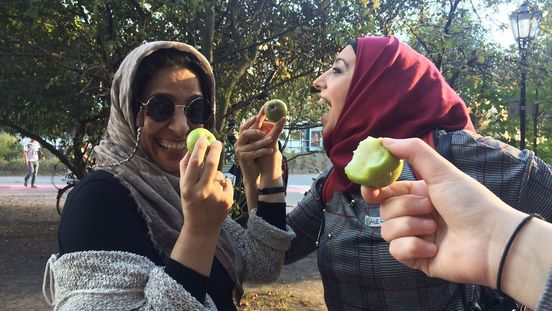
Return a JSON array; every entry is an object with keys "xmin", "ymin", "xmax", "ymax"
[
  {"xmin": 0, "ymin": 156, "xmax": 61, "ymax": 176},
  {"xmin": 400, "ymin": 0, "xmax": 552, "ymax": 157},
  {"xmin": 0, "ymin": 0, "xmax": 383, "ymax": 177},
  {"xmin": 0, "ymin": 132, "xmax": 21, "ymax": 162},
  {"xmin": 1, "ymin": 0, "xmax": 551, "ymax": 181},
  {"xmin": 538, "ymin": 140, "xmax": 552, "ymax": 163}
]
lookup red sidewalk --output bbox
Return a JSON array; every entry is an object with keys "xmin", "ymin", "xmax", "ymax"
[{"xmin": 0, "ymin": 184, "xmax": 59, "ymax": 192}]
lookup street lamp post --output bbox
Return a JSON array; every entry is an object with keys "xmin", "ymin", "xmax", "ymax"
[{"xmin": 510, "ymin": 1, "xmax": 541, "ymax": 150}]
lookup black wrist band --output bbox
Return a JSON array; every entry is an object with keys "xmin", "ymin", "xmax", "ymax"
[
  {"xmin": 496, "ymin": 213, "xmax": 544, "ymax": 299},
  {"xmin": 257, "ymin": 186, "xmax": 286, "ymax": 195}
]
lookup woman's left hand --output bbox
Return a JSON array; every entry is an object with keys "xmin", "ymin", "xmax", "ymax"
[
  {"xmin": 234, "ymin": 109, "xmax": 285, "ymax": 185},
  {"xmin": 179, "ymin": 136, "xmax": 234, "ymax": 237},
  {"xmin": 256, "ymin": 104, "xmax": 286, "ymax": 183}
]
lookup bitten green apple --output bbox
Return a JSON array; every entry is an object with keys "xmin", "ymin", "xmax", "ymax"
[
  {"xmin": 186, "ymin": 128, "xmax": 216, "ymax": 152},
  {"xmin": 264, "ymin": 99, "xmax": 288, "ymax": 122},
  {"xmin": 344, "ymin": 136, "xmax": 404, "ymax": 188}
]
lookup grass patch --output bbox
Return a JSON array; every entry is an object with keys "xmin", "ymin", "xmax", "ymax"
[{"xmin": 239, "ymin": 286, "xmax": 324, "ymax": 311}]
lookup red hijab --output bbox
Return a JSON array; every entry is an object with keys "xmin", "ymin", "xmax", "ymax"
[{"xmin": 323, "ymin": 36, "xmax": 475, "ymax": 201}]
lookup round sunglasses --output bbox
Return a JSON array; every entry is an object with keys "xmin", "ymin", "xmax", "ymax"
[{"xmin": 140, "ymin": 94, "xmax": 213, "ymax": 124}]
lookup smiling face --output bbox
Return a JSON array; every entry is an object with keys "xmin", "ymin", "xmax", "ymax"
[
  {"xmin": 312, "ymin": 45, "xmax": 356, "ymax": 136},
  {"xmin": 138, "ymin": 66, "xmax": 204, "ymax": 173}
]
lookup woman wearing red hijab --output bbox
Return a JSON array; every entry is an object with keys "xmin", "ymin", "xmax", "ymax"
[{"xmin": 235, "ymin": 36, "xmax": 552, "ymax": 310}]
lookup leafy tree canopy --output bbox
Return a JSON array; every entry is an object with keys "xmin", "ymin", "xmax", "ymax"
[{"xmin": 1, "ymin": 0, "xmax": 551, "ymax": 178}]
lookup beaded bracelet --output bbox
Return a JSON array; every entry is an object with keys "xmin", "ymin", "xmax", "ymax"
[{"xmin": 496, "ymin": 213, "xmax": 545, "ymax": 298}]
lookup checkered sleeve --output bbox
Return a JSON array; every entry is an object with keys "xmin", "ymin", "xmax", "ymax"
[
  {"xmin": 284, "ymin": 167, "xmax": 331, "ymax": 264},
  {"xmin": 517, "ymin": 153, "xmax": 552, "ymax": 219},
  {"xmin": 450, "ymin": 131, "xmax": 552, "ymax": 219}
]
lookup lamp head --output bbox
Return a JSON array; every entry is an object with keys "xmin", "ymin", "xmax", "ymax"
[{"xmin": 510, "ymin": 1, "xmax": 542, "ymax": 43}]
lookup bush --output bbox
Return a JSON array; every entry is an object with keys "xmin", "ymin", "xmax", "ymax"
[
  {"xmin": 0, "ymin": 157, "xmax": 63, "ymax": 176},
  {"xmin": 537, "ymin": 143, "xmax": 552, "ymax": 164},
  {"xmin": 0, "ymin": 132, "xmax": 21, "ymax": 162}
]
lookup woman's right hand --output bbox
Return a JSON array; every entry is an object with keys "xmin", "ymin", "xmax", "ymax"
[
  {"xmin": 179, "ymin": 136, "xmax": 233, "ymax": 237},
  {"xmin": 171, "ymin": 136, "xmax": 233, "ymax": 276},
  {"xmin": 361, "ymin": 138, "xmax": 525, "ymax": 287},
  {"xmin": 361, "ymin": 137, "xmax": 552, "ymax": 309}
]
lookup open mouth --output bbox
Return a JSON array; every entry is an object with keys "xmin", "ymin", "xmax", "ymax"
[
  {"xmin": 319, "ymin": 98, "xmax": 330, "ymax": 122},
  {"xmin": 319, "ymin": 97, "xmax": 331, "ymax": 107},
  {"xmin": 157, "ymin": 139, "xmax": 186, "ymax": 151}
]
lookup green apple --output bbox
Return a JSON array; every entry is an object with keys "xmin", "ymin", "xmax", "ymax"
[
  {"xmin": 344, "ymin": 136, "xmax": 403, "ymax": 188},
  {"xmin": 264, "ymin": 99, "xmax": 288, "ymax": 122},
  {"xmin": 186, "ymin": 128, "xmax": 216, "ymax": 152}
]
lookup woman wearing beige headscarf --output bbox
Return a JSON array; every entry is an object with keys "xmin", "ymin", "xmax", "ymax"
[{"xmin": 42, "ymin": 41, "xmax": 295, "ymax": 310}]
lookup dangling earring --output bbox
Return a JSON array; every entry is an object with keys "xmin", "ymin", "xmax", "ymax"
[{"xmin": 93, "ymin": 127, "xmax": 142, "ymax": 168}]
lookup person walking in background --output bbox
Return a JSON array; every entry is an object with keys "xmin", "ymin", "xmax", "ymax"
[{"xmin": 23, "ymin": 138, "xmax": 42, "ymax": 188}]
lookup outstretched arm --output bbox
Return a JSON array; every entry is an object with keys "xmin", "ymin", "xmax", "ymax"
[{"xmin": 361, "ymin": 137, "xmax": 552, "ymax": 309}]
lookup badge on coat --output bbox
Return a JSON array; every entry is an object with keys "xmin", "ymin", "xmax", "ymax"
[{"xmin": 364, "ymin": 215, "xmax": 383, "ymax": 227}]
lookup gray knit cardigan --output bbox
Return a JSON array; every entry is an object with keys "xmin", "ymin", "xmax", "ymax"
[{"xmin": 43, "ymin": 211, "xmax": 295, "ymax": 310}]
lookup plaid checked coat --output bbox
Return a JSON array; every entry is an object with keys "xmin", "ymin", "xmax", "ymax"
[{"xmin": 285, "ymin": 130, "xmax": 552, "ymax": 311}]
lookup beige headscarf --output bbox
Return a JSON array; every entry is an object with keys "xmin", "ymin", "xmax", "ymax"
[{"xmin": 93, "ymin": 41, "xmax": 244, "ymax": 297}]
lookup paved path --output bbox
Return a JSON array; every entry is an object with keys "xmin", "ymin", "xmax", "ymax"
[
  {"xmin": 0, "ymin": 176, "xmax": 69, "ymax": 192},
  {"xmin": 0, "ymin": 175, "xmax": 316, "ymax": 209},
  {"xmin": 0, "ymin": 175, "xmax": 314, "ymax": 190}
]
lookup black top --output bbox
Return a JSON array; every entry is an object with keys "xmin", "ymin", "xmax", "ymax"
[{"xmin": 58, "ymin": 170, "xmax": 286, "ymax": 310}]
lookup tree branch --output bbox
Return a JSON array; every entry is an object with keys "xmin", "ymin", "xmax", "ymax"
[
  {"xmin": 212, "ymin": 0, "xmax": 334, "ymax": 64},
  {"xmin": 0, "ymin": 29, "xmax": 86, "ymax": 76},
  {"xmin": 286, "ymin": 150, "xmax": 320, "ymax": 162},
  {"xmin": 223, "ymin": 69, "xmax": 314, "ymax": 118},
  {"xmin": 288, "ymin": 122, "xmax": 322, "ymax": 131},
  {"xmin": 201, "ymin": 0, "xmax": 216, "ymax": 63}
]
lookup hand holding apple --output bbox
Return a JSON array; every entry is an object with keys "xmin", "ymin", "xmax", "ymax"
[
  {"xmin": 172, "ymin": 136, "xmax": 233, "ymax": 277},
  {"xmin": 234, "ymin": 107, "xmax": 285, "ymax": 184},
  {"xmin": 179, "ymin": 136, "xmax": 233, "ymax": 236},
  {"xmin": 257, "ymin": 119, "xmax": 286, "ymax": 185}
]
